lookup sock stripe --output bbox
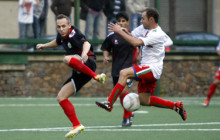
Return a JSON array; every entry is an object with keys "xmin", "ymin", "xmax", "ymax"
[
  {"xmin": 112, "ymin": 89, "xmax": 120, "ymax": 104},
  {"xmin": 153, "ymin": 103, "xmax": 170, "ymax": 108}
]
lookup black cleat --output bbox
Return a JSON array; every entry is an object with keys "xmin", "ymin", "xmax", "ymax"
[
  {"xmin": 174, "ymin": 101, "xmax": 187, "ymax": 121},
  {"xmin": 122, "ymin": 114, "xmax": 134, "ymax": 127},
  {"xmin": 96, "ymin": 100, "xmax": 113, "ymax": 112}
]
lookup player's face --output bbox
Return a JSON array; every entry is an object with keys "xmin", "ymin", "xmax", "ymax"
[
  {"xmin": 141, "ymin": 12, "xmax": 150, "ymax": 29},
  {"xmin": 56, "ymin": 18, "xmax": 71, "ymax": 37},
  {"xmin": 116, "ymin": 17, "xmax": 129, "ymax": 28}
]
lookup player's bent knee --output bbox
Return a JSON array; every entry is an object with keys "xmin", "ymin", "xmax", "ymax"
[
  {"xmin": 63, "ymin": 56, "xmax": 71, "ymax": 64},
  {"xmin": 120, "ymin": 69, "xmax": 129, "ymax": 78}
]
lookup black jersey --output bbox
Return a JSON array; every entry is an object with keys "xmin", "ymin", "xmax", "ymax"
[
  {"xmin": 101, "ymin": 32, "xmax": 136, "ymax": 77},
  {"xmin": 56, "ymin": 26, "xmax": 96, "ymax": 60}
]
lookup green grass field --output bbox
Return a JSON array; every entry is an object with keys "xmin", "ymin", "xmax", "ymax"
[{"xmin": 0, "ymin": 97, "xmax": 220, "ymax": 140}]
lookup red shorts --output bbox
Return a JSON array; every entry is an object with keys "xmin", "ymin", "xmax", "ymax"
[
  {"xmin": 132, "ymin": 65, "xmax": 157, "ymax": 94},
  {"xmin": 215, "ymin": 67, "xmax": 220, "ymax": 80}
]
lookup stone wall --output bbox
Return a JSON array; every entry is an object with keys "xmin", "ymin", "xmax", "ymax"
[{"xmin": 0, "ymin": 53, "xmax": 219, "ymax": 97}]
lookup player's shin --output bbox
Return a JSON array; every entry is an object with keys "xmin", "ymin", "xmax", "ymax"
[
  {"xmin": 120, "ymin": 92, "xmax": 132, "ymax": 118},
  {"xmin": 59, "ymin": 99, "xmax": 81, "ymax": 127},
  {"xmin": 149, "ymin": 96, "xmax": 175, "ymax": 109},
  {"xmin": 108, "ymin": 83, "xmax": 125, "ymax": 105}
]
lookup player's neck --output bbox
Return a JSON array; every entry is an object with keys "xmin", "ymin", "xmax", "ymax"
[{"xmin": 149, "ymin": 24, "xmax": 158, "ymax": 30}]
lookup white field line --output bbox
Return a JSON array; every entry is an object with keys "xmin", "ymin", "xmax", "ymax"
[
  {"xmin": 0, "ymin": 104, "xmax": 122, "ymax": 107},
  {"xmin": 1, "ymin": 122, "xmax": 220, "ymax": 132},
  {"xmin": 1, "ymin": 101, "xmax": 220, "ymax": 107}
]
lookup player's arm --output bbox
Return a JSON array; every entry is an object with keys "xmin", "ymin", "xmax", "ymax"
[
  {"xmin": 81, "ymin": 41, "xmax": 91, "ymax": 62},
  {"xmin": 108, "ymin": 23, "xmax": 144, "ymax": 47},
  {"xmin": 36, "ymin": 39, "xmax": 59, "ymax": 50},
  {"xmin": 103, "ymin": 51, "xmax": 110, "ymax": 64},
  {"xmin": 217, "ymin": 50, "xmax": 220, "ymax": 56}
]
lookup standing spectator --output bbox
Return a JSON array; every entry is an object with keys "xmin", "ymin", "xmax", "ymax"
[
  {"xmin": 18, "ymin": 0, "xmax": 39, "ymax": 50},
  {"xmin": 101, "ymin": 12, "xmax": 137, "ymax": 127},
  {"xmin": 33, "ymin": 0, "xmax": 49, "ymax": 39},
  {"xmin": 80, "ymin": 0, "xmax": 89, "ymax": 21},
  {"xmin": 104, "ymin": 0, "xmax": 126, "ymax": 36},
  {"xmin": 83, "ymin": 0, "xmax": 105, "ymax": 51},
  {"xmin": 126, "ymin": 0, "xmax": 150, "ymax": 30},
  {"xmin": 51, "ymin": 0, "xmax": 74, "ymax": 20},
  {"xmin": 203, "ymin": 41, "xmax": 220, "ymax": 107}
]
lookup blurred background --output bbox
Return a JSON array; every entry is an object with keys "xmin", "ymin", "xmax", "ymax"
[{"xmin": 0, "ymin": 0, "xmax": 220, "ymax": 97}]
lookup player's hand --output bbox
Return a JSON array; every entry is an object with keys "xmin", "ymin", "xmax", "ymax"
[
  {"xmin": 108, "ymin": 23, "xmax": 122, "ymax": 33},
  {"xmin": 81, "ymin": 54, "xmax": 88, "ymax": 63},
  {"xmin": 103, "ymin": 56, "xmax": 110, "ymax": 64},
  {"xmin": 36, "ymin": 44, "xmax": 45, "ymax": 50}
]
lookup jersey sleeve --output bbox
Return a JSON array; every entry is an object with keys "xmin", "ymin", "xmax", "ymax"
[
  {"xmin": 56, "ymin": 34, "xmax": 62, "ymax": 45},
  {"xmin": 139, "ymin": 32, "xmax": 165, "ymax": 46},
  {"xmin": 131, "ymin": 25, "xmax": 145, "ymax": 38},
  {"xmin": 164, "ymin": 34, "xmax": 173, "ymax": 46},
  {"xmin": 101, "ymin": 35, "xmax": 112, "ymax": 52}
]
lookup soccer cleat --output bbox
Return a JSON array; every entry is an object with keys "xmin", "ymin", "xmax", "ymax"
[
  {"xmin": 122, "ymin": 113, "xmax": 134, "ymax": 127},
  {"xmin": 95, "ymin": 100, "xmax": 113, "ymax": 112},
  {"xmin": 126, "ymin": 79, "xmax": 133, "ymax": 88},
  {"xmin": 174, "ymin": 101, "xmax": 187, "ymax": 121},
  {"xmin": 94, "ymin": 73, "xmax": 106, "ymax": 84},
  {"xmin": 65, "ymin": 124, "xmax": 85, "ymax": 139},
  {"xmin": 203, "ymin": 99, "xmax": 210, "ymax": 107}
]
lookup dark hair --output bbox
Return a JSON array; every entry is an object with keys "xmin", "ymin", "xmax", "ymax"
[
  {"xmin": 56, "ymin": 14, "xmax": 71, "ymax": 24},
  {"xmin": 145, "ymin": 8, "xmax": 159, "ymax": 23},
  {"xmin": 116, "ymin": 12, "xmax": 129, "ymax": 21}
]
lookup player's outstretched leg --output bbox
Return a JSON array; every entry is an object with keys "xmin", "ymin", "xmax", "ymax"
[
  {"xmin": 94, "ymin": 73, "xmax": 106, "ymax": 84},
  {"xmin": 174, "ymin": 101, "xmax": 187, "ymax": 121},
  {"xmin": 65, "ymin": 124, "xmax": 85, "ymax": 139}
]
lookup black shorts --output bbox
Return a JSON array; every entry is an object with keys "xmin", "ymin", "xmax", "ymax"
[
  {"xmin": 63, "ymin": 58, "xmax": 96, "ymax": 93},
  {"xmin": 112, "ymin": 76, "xmax": 119, "ymax": 86}
]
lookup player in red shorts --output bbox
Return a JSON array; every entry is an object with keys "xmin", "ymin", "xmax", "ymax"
[
  {"xmin": 101, "ymin": 12, "xmax": 138, "ymax": 127},
  {"xmin": 96, "ymin": 8, "xmax": 187, "ymax": 121},
  {"xmin": 203, "ymin": 41, "xmax": 220, "ymax": 106}
]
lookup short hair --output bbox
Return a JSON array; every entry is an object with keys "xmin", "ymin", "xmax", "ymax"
[
  {"xmin": 56, "ymin": 14, "xmax": 71, "ymax": 24},
  {"xmin": 116, "ymin": 12, "xmax": 129, "ymax": 21},
  {"xmin": 144, "ymin": 8, "xmax": 159, "ymax": 23}
]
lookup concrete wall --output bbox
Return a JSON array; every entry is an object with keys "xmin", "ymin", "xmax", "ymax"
[
  {"xmin": 213, "ymin": 0, "xmax": 220, "ymax": 35},
  {"xmin": 0, "ymin": 53, "xmax": 219, "ymax": 97}
]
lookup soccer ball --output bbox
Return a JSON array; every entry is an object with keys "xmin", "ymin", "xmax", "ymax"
[{"xmin": 123, "ymin": 93, "xmax": 140, "ymax": 112}]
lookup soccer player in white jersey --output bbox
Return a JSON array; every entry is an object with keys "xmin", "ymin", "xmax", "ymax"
[
  {"xmin": 203, "ymin": 41, "xmax": 220, "ymax": 106},
  {"xmin": 96, "ymin": 8, "xmax": 187, "ymax": 121}
]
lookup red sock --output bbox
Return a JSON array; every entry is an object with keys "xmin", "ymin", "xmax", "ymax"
[
  {"xmin": 108, "ymin": 83, "xmax": 124, "ymax": 105},
  {"xmin": 207, "ymin": 83, "xmax": 217, "ymax": 99},
  {"xmin": 120, "ymin": 92, "xmax": 132, "ymax": 118},
  {"xmin": 150, "ymin": 96, "xmax": 175, "ymax": 109},
  {"xmin": 59, "ymin": 99, "xmax": 80, "ymax": 127},
  {"xmin": 69, "ymin": 57, "xmax": 97, "ymax": 78}
]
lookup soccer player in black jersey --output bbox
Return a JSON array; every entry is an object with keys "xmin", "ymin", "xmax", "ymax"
[
  {"xmin": 101, "ymin": 12, "xmax": 137, "ymax": 127},
  {"xmin": 36, "ymin": 14, "xmax": 105, "ymax": 139}
]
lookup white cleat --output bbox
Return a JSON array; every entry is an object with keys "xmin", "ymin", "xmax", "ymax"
[{"xmin": 65, "ymin": 124, "xmax": 85, "ymax": 139}]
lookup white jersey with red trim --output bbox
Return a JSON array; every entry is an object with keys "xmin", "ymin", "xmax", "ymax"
[{"xmin": 131, "ymin": 25, "xmax": 168, "ymax": 79}]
